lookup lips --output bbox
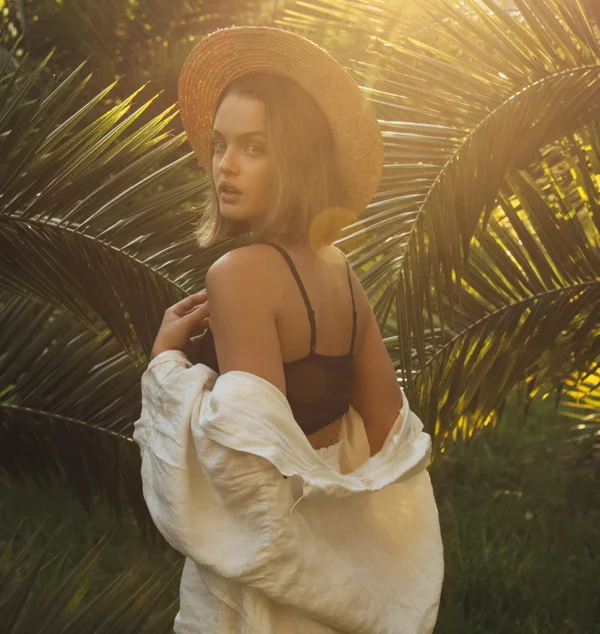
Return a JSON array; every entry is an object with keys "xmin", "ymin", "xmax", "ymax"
[
  {"xmin": 219, "ymin": 188, "xmax": 242, "ymax": 204},
  {"xmin": 219, "ymin": 183, "xmax": 242, "ymax": 195}
]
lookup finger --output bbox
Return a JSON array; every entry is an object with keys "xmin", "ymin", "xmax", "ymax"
[
  {"xmin": 185, "ymin": 304, "xmax": 209, "ymax": 322},
  {"xmin": 171, "ymin": 292, "xmax": 207, "ymax": 316}
]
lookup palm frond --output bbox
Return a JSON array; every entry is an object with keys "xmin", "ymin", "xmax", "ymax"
[
  {"xmin": 0, "ymin": 49, "xmax": 214, "ymax": 362},
  {"xmin": 390, "ymin": 123, "xmax": 600, "ymax": 442},
  {"xmin": 0, "ymin": 517, "xmax": 181, "ymax": 633},
  {"xmin": 0, "ymin": 289, "xmax": 164, "ymax": 536},
  {"xmin": 556, "ymin": 365, "xmax": 600, "ymax": 474},
  {"xmin": 326, "ymin": 0, "xmax": 600, "ymax": 426}
]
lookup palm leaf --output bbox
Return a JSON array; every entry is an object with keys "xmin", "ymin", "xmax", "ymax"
[
  {"xmin": 0, "ymin": 50, "xmax": 214, "ymax": 517},
  {"xmin": 555, "ymin": 365, "xmax": 600, "ymax": 473},
  {"xmin": 394, "ymin": 124, "xmax": 600, "ymax": 443},
  {"xmin": 340, "ymin": 0, "xmax": 600, "ymax": 294},
  {"xmin": 0, "ymin": 49, "xmax": 216, "ymax": 362},
  {"xmin": 0, "ymin": 289, "xmax": 163, "ymax": 537},
  {"xmin": 0, "ymin": 517, "xmax": 181, "ymax": 633},
  {"xmin": 324, "ymin": 0, "xmax": 600, "ymax": 430}
]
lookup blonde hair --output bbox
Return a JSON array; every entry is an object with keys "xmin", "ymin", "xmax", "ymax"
[{"xmin": 192, "ymin": 72, "xmax": 349, "ymax": 249}]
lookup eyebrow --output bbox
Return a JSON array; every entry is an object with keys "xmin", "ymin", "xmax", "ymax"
[{"xmin": 211, "ymin": 129, "xmax": 266, "ymax": 140}]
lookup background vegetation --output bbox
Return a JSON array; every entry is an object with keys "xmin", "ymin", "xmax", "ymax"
[{"xmin": 0, "ymin": 0, "xmax": 598, "ymax": 631}]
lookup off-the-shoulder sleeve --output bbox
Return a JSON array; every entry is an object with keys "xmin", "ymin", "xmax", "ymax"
[
  {"xmin": 133, "ymin": 351, "xmax": 444, "ymax": 634},
  {"xmin": 133, "ymin": 351, "xmax": 276, "ymax": 580}
]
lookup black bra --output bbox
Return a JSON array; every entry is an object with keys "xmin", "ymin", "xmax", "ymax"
[{"xmin": 195, "ymin": 241, "xmax": 357, "ymax": 435}]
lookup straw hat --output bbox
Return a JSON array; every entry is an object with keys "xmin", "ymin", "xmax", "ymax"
[{"xmin": 178, "ymin": 26, "xmax": 384, "ymax": 215}]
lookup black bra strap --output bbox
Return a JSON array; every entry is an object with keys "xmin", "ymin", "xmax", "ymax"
[
  {"xmin": 259, "ymin": 241, "xmax": 317, "ymax": 354},
  {"xmin": 345, "ymin": 259, "xmax": 358, "ymax": 354}
]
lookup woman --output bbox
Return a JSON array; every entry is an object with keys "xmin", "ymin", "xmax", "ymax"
[{"xmin": 135, "ymin": 26, "xmax": 444, "ymax": 634}]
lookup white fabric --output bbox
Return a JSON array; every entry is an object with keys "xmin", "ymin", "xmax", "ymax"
[
  {"xmin": 314, "ymin": 439, "xmax": 342, "ymax": 471},
  {"xmin": 133, "ymin": 350, "xmax": 444, "ymax": 634}
]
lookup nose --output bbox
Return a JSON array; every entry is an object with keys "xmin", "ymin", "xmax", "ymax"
[{"xmin": 217, "ymin": 147, "xmax": 239, "ymax": 175}]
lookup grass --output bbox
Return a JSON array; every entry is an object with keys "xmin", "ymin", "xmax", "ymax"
[
  {"xmin": 429, "ymin": 390, "xmax": 599, "ymax": 633},
  {"xmin": 1, "ymin": 389, "xmax": 598, "ymax": 632}
]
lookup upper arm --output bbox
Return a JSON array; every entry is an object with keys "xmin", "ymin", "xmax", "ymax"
[
  {"xmin": 349, "ymin": 270, "xmax": 404, "ymax": 456},
  {"xmin": 205, "ymin": 247, "xmax": 286, "ymax": 398}
]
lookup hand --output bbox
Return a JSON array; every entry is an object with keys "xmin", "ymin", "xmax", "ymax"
[{"xmin": 150, "ymin": 291, "xmax": 210, "ymax": 361}]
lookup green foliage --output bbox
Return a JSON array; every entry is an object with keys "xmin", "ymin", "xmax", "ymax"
[
  {"xmin": 0, "ymin": 0, "xmax": 599, "ymax": 628},
  {"xmin": 0, "ymin": 485, "xmax": 182, "ymax": 633},
  {"xmin": 430, "ymin": 390, "xmax": 599, "ymax": 633}
]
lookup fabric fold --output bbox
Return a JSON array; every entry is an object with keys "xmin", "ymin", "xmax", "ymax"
[
  {"xmin": 134, "ymin": 350, "xmax": 444, "ymax": 634},
  {"xmin": 201, "ymin": 369, "xmax": 433, "ymax": 504}
]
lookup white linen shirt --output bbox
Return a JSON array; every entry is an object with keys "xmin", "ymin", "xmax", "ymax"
[{"xmin": 133, "ymin": 350, "xmax": 444, "ymax": 634}]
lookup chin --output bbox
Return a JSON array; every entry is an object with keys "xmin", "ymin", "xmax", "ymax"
[
  {"xmin": 219, "ymin": 206, "xmax": 247, "ymax": 222},
  {"xmin": 220, "ymin": 205, "xmax": 265, "ymax": 227}
]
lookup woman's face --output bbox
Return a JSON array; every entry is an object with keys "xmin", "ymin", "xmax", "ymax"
[{"xmin": 211, "ymin": 93, "xmax": 274, "ymax": 231}]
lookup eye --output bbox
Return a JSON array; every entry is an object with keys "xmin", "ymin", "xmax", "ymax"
[{"xmin": 210, "ymin": 140, "xmax": 264, "ymax": 155}]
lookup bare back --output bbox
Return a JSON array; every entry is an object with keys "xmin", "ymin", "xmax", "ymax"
[{"xmin": 258, "ymin": 242, "xmax": 403, "ymax": 454}]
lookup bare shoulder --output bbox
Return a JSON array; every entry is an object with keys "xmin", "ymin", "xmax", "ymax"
[
  {"xmin": 331, "ymin": 247, "xmax": 371, "ymax": 351},
  {"xmin": 207, "ymin": 243, "xmax": 278, "ymax": 282},
  {"xmin": 206, "ymin": 244, "xmax": 283, "ymax": 305}
]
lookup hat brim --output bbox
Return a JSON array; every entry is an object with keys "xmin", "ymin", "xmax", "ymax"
[{"xmin": 178, "ymin": 26, "xmax": 384, "ymax": 214}]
